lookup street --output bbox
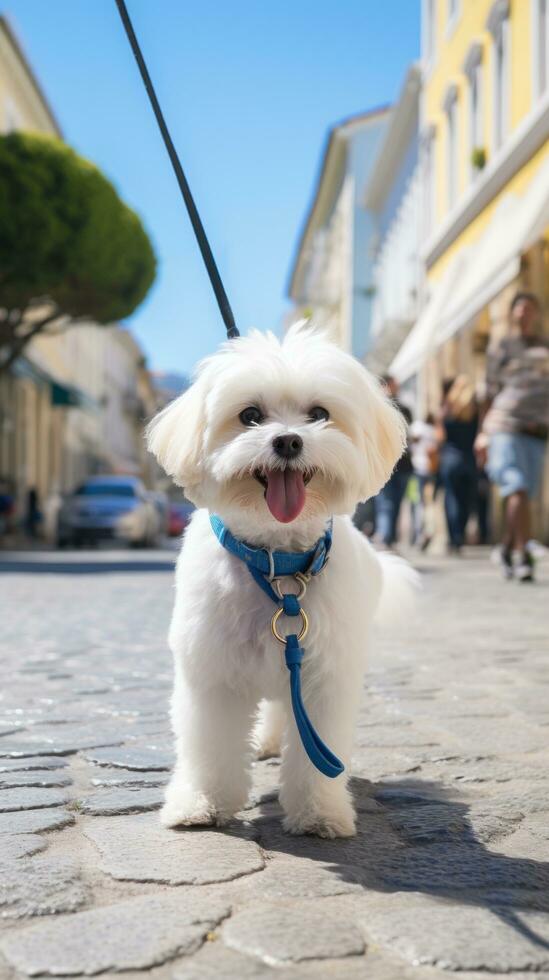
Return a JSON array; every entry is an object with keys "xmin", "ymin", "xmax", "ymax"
[{"xmin": 1, "ymin": 547, "xmax": 549, "ymax": 979}]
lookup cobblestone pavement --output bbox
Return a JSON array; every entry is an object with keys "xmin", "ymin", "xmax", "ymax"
[{"xmin": 1, "ymin": 546, "xmax": 549, "ymax": 979}]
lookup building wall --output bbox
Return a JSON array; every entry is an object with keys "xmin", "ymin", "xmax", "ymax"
[
  {"xmin": 347, "ymin": 120, "xmax": 391, "ymax": 359},
  {"xmin": 423, "ymin": 0, "xmax": 548, "ymax": 266},
  {"xmin": 366, "ymin": 68, "xmax": 422, "ymax": 374},
  {"xmin": 369, "ymin": 162, "xmax": 422, "ymax": 349},
  {"xmin": 0, "ymin": 19, "xmax": 60, "ymax": 136},
  {"xmin": 287, "ymin": 109, "xmax": 390, "ymax": 358}
]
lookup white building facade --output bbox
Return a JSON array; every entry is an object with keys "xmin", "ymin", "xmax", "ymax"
[
  {"xmin": 287, "ymin": 107, "xmax": 391, "ymax": 359},
  {"xmin": 365, "ymin": 66, "xmax": 423, "ymax": 376}
]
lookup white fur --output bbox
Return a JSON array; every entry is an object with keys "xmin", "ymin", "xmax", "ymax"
[{"xmin": 148, "ymin": 323, "xmax": 416, "ymax": 838}]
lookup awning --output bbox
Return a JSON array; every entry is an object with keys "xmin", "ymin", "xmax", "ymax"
[
  {"xmin": 12, "ymin": 357, "xmax": 97, "ymax": 411},
  {"xmin": 389, "ymin": 253, "xmax": 467, "ymax": 382},
  {"xmin": 390, "ymin": 155, "xmax": 549, "ymax": 382}
]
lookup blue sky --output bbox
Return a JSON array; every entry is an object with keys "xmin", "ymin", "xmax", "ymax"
[{"xmin": 6, "ymin": 0, "xmax": 419, "ymax": 375}]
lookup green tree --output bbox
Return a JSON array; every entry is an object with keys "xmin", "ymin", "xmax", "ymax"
[{"xmin": 0, "ymin": 131, "xmax": 156, "ymax": 372}]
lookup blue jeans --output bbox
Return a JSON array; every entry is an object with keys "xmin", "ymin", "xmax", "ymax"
[
  {"xmin": 487, "ymin": 431, "xmax": 546, "ymax": 499},
  {"xmin": 375, "ymin": 471, "xmax": 409, "ymax": 545},
  {"xmin": 440, "ymin": 448, "xmax": 476, "ymax": 548}
]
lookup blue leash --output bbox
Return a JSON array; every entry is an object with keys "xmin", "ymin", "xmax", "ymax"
[{"xmin": 209, "ymin": 514, "xmax": 344, "ymax": 778}]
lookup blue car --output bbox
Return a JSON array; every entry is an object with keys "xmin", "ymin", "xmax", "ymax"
[{"xmin": 57, "ymin": 476, "xmax": 159, "ymax": 548}]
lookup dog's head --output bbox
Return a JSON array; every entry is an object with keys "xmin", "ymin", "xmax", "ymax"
[{"xmin": 147, "ymin": 323, "xmax": 406, "ymax": 533}]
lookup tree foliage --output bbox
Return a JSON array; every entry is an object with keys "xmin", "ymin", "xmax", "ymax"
[{"xmin": 0, "ymin": 131, "xmax": 156, "ymax": 369}]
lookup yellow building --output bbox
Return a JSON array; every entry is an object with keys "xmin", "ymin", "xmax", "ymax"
[{"xmin": 390, "ymin": 0, "xmax": 549, "ymax": 537}]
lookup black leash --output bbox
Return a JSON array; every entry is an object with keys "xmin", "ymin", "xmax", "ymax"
[{"xmin": 114, "ymin": 0, "xmax": 239, "ymax": 340}]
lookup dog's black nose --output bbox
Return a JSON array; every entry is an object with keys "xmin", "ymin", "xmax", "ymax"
[{"xmin": 273, "ymin": 433, "xmax": 303, "ymax": 459}]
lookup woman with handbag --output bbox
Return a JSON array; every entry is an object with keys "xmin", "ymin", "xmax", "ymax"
[{"xmin": 437, "ymin": 376, "xmax": 479, "ymax": 554}]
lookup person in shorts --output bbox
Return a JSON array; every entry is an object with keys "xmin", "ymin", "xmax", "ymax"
[{"xmin": 475, "ymin": 292, "xmax": 548, "ymax": 581}]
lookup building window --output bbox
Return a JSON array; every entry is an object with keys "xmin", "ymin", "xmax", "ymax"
[
  {"xmin": 443, "ymin": 86, "xmax": 459, "ymax": 210},
  {"xmin": 469, "ymin": 64, "xmax": 483, "ymax": 179},
  {"xmin": 422, "ymin": 128, "xmax": 436, "ymax": 239},
  {"xmin": 463, "ymin": 42, "xmax": 484, "ymax": 182},
  {"xmin": 447, "ymin": 0, "xmax": 461, "ymax": 33},
  {"xmin": 487, "ymin": 0, "xmax": 510, "ymax": 153},
  {"xmin": 423, "ymin": 0, "xmax": 437, "ymax": 67},
  {"xmin": 3, "ymin": 97, "xmax": 21, "ymax": 134},
  {"xmin": 533, "ymin": 0, "xmax": 549, "ymax": 97}
]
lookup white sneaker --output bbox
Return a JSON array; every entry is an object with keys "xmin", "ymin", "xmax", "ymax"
[
  {"xmin": 492, "ymin": 545, "xmax": 514, "ymax": 580},
  {"xmin": 516, "ymin": 551, "xmax": 535, "ymax": 583}
]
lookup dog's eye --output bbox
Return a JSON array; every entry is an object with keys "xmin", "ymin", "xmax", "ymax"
[
  {"xmin": 239, "ymin": 406, "xmax": 264, "ymax": 426},
  {"xmin": 307, "ymin": 406, "xmax": 329, "ymax": 423}
]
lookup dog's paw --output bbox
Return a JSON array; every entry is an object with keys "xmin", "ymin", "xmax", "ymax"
[
  {"xmin": 283, "ymin": 807, "xmax": 356, "ymax": 839},
  {"xmin": 160, "ymin": 790, "xmax": 216, "ymax": 829}
]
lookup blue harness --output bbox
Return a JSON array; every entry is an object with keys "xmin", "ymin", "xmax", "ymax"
[{"xmin": 209, "ymin": 514, "xmax": 344, "ymax": 778}]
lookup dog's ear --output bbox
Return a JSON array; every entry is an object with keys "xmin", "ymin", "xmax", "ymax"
[
  {"xmin": 146, "ymin": 379, "xmax": 206, "ymax": 490},
  {"xmin": 358, "ymin": 376, "xmax": 408, "ymax": 499}
]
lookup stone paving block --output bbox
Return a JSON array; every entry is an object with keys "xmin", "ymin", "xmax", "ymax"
[
  {"xmin": 487, "ymin": 823, "xmax": 549, "ymax": 864},
  {"xmin": 0, "ymin": 771, "xmax": 72, "ymax": 789},
  {"xmin": 0, "ymin": 756, "xmax": 70, "ymax": 773},
  {"xmin": 84, "ymin": 812, "xmax": 265, "ymax": 883},
  {"xmin": 172, "ymin": 943, "xmax": 404, "ymax": 979},
  {"xmin": 80, "ymin": 786, "xmax": 163, "ymax": 815},
  {"xmin": 171, "ymin": 943, "xmax": 281, "ymax": 979},
  {"xmin": 0, "ymin": 725, "xmax": 24, "ymax": 736},
  {"xmin": 0, "ymin": 857, "xmax": 87, "ymax": 919},
  {"xmin": 0, "ymin": 808, "xmax": 75, "ymax": 836},
  {"xmin": 466, "ymin": 802, "xmax": 525, "ymax": 843},
  {"xmin": 89, "ymin": 769, "xmax": 168, "ymax": 788},
  {"xmin": 84, "ymin": 746, "xmax": 173, "ymax": 771},
  {"xmin": 355, "ymin": 725, "xmax": 440, "ymax": 749},
  {"xmin": 385, "ymin": 802, "xmax": 469, "ymax": 842},
  {"xmin": 222, "ymin": 901, "xmax": 365, "ymax": 964},
  {"xmin": 423, "ymin": 755, "xmax": 549, "ymax": 785},
  {"xmin": 357, "ymin": 891, "xmax": 549, "ymax": 972},
  {"xmin": 10, "ymin": 729, "xmax": 127, "ymax": 755},
  {"xmin": 376, "ymin": 839, "xmax": 549, "ymax": 892},
  {"xmin": 437, "ymin": 716, "xmax": 546, "ymax": 755},
  {"xmin": 385, "ymin": 800, "xmax": 521, "ymax": 846},
  {"xmin": 253, "ymin": 814, "xmax": 403, "ymax": 890},
  {"xmin": 0, "ymin": 741, "xmax": 73, "ymax": 759},
  {"xmin": 0, "ymin": 787, "xmax": 71, "ymax": 812},
  {"xmin": 0, "ymin": 892, "xmax": 230, "ymax": 976},
  {"xmin": 351, "ymin": 750, "xmax": 424, "ymax": 780},
  {"xmin": 2, "ymin": 836, "xmax": 47, "ymax": 860},
  {"xmin": 238, "ymin": 855, "xmax": 363, "ymax": 900}
]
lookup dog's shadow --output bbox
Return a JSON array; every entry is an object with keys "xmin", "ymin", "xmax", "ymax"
[{"xmin": 230, "ymin": 774, "xmax": 549, "ymax": 950}]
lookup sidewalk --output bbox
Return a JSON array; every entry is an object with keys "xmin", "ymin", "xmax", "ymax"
[{"xmin": 0, "ymin": 549, "xmax": 548, "ymax": 978}]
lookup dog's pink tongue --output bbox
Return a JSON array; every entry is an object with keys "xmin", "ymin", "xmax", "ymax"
[{"xmin": 265, "ymin": 469, "xmax": 306, "ymax": 523}]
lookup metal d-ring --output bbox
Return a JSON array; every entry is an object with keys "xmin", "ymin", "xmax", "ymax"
[
  {"xmin": 271, "ymin": 606, "xmax": 309, "ymax": 644},
  {"xmin": 272, "ymin": 572, "xmax": 308, "ymax": 601}
]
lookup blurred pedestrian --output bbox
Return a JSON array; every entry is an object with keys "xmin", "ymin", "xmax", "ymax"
[
  {"xmin": 0, "ymin": 478, "xmax": 15, "ymax": 539},
  {"xmin": 374, "ymin": 375, "xmax": 412, "ymax": 549},
  {"xmin": 438, "ymin": 376, "xmax": 479, "ymax": 554},
  {"xmin": 410, "ymin": 413, "xmax": 439, "ymax": 550},
  {"xmin": 24, "ymin": 487, "xmax": 41, "ymax": 539},
  {"xmin": 475, "ymin": 292, "xmax": 549, "ymax": 582}
]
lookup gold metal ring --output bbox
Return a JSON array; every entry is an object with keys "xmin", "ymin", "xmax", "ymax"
[{"xmin": 271, "ymin": 606, "xmax": 309, "ymax": 644}]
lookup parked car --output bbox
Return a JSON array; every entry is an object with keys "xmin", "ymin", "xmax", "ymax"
[
  {"xmin": 57, "ymin": 476, "xmax": 159, "ymax": 548},
  {"xmin": 147, "ymin": 491, "xmax": 170, "ymax": 539},
  {"xmin": 168, "ymin": 500, "xmax": 195, "ymax": 537}
]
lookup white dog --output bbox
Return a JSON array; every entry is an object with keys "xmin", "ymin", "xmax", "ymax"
[{"xmin": 147, "ymin": 323, "xmax": 416, "ymax": 838}]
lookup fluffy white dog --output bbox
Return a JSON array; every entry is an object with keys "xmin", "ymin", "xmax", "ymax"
[{"xmin": 147, "ymin": 323, "xmax": 416, "ymax": 838}]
